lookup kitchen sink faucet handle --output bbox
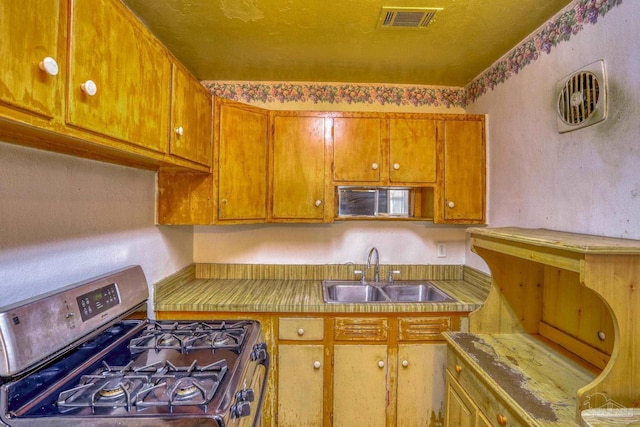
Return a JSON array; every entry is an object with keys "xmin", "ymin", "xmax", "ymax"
[
  {"xmin": 354, "ymin": 269, "xmax": 365, "ymax": 283},
  {"xmin": 387, "ymin": 270, "xmax": 400, "ymax": 283}
]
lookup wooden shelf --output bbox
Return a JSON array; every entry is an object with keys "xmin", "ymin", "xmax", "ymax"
[
  {"xmin": 465, "ymin": 227, "xmax": 640, "ymax": 422},
  {"xmin": 445, "ymin": 332, "xmax": 598, "ymax": 425}
]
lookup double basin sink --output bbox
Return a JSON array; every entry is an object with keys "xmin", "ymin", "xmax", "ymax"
[{"xmin": 323, "ymin": 280, "xmax": 456, "ymax": 304}]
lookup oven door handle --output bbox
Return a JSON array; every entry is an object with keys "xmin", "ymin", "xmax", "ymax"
[{"xmin": 252, "ymin": 348, "xmax": 270, "ymax": 427}]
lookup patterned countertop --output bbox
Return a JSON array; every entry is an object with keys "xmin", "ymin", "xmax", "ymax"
[{"xmin": 154, "ymin": 277, "xmax": 488, "ymax": 314}]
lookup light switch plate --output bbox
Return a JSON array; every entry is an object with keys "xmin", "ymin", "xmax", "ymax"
[{"xmin": 437, "ymin": 243, "xmax": 447, "ymax": 258}]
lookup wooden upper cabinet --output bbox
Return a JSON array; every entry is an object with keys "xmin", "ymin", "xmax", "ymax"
[
  {"xmin": 169, "ymin": 64, "xmax": 213, "ymax": 167},
  {"xmin": 216, "ymin": 98, "xmax": 268, "ymax": 222},
  {"xmin": 0, "ymin": 0, "xmax": 65, "ymax": 118},
  {"xmin": 389, "ymin": 118, "xmax": 437, "ymax": 184},
  {"xmin": 442, "ymin": 119, "xmax": 485, "ymax": 223},
  {"xmin": 333, "ymin": 117, "xmax": 383, "ymax": 182},
  {"xmin": 271, "ymin": 114, "xmax": 327, "ymax": 222},
  {"xmin": 68, "ymin": 0, "xmax": 171, "ymax": 152}
]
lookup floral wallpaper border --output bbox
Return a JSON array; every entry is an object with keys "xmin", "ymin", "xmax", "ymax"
[
  {"xmin": 201, "ymin": 0, "xmax": 622, "ymax": 109},
  {"xmin": 466, "ymin": 0, "xmax": 622, "ymax": 103}
]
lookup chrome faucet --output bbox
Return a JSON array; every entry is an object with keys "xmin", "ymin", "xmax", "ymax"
[{"xmin": 366, "ymin": 247, "xmax": 380, "ymax": 283}]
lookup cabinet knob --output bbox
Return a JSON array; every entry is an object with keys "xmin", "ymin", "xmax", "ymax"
[
  {"xmin": 174, "ymin": 126, "xmax": 184, "ymax": 136},
  {"xmin": 402, "ymin": 360, "xmax": 409, "ymax": 367},
  {"xmin": 297, "ymin": 328, "xmax": 304, "ymax": 336},
  {"xmin": 455, "ymin": 364, "xmax": 462, "ymax": 373},
  {"xmin": 371, "ymin": 163, "xmax": 379, "ymax": 170},
  {"xmin": 497, "ymin": 414, "xmax": 508, "ymax": 425},
  {"xmin": 447, "ymin": 200, "xmax": 455, "ymax": 209},
  {"xmin": 39, "ymin": 57, "xmax": 59, "ymax": 76},
  {"xmin": 315, "ymin": 200, "xmax": 322, "ymax": 207},
  {"xmin": 80, "ymin": 80, "xmax": 97, "ymax": 96},
  {"xmin": 313, "ymin": 361, "xmax": 321, "ymax": 369},
  {"xmin": 393, "ymin": 163, "xmax": 400, "ymax": 170},
  {"xmin": 378, "ymin": 360, "xmax": 385, "ymax": 368},
  {"xmin": 221, "ymin": 199, "xmax": 228, "ymax": 204}
]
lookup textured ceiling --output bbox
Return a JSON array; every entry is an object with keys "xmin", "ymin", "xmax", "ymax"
[{"xmin": 122, "ymin": 0, "xmax": 573, "ymax": 86}]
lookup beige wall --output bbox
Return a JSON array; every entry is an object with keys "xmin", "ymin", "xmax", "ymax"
[
  {"xmin": 0, "ymin": 143, "xmax": 193, "ymax": 307},
  {"xmin": 466, "ymin": 1, "xmax": 640, "ymax": 272}
]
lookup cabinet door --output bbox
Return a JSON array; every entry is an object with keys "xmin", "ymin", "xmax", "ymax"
[
  {"xmin": 0, "ymin": 0, "xmax": 65, "ymax": 118},
  {"xmin": 278, "ymin": 345, "xmax": 324, "ymax": 426},
  {"xmin": 272, "ymin": 115, "xmax": 326, "ymax": 221},
  {"xmin": 333, "ymin": 117, "xmax": 382, "ymax": 182},
  {"xmin": 443, "ymin": 119, "xmax": 485, "ymax": 223},
  {"xmin": 68, "ymin": 0, "xmax": 171, "ymax": 152},
  {"xmin": 397, "ymin": 343, "xmax": 447, "ymax": 426},
  {"xmin": 445, "ymin": 373, "xmax": 476, "ymax": 427},
  {"xmin": 389, "ymin": 118, "xmax": 437, "ymax": 184},
  {"xmin": 169, "ymin": 64, "xmax": 212, "ymax": 166},
  {"xmin": 333, "ymin": 344, "xmax": 387, "ymax": 427},
  {"xmin": 217, "ymin": 101, "xmax": 268, "ymax": 222}
]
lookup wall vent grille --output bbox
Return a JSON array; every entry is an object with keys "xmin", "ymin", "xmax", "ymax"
[
  {"xmin": 556, "ymin": 60, "xmax": 607, "ymax": 133},
  {"xmin": 377, "ymin": 7, "xmax": 442, "ymax": 30}
]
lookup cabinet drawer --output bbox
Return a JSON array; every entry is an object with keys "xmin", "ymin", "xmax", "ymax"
[
  {"xmin": 279, "ymin": 318, "xmax": 324, "ymax": 340},
  {"xmin": 399, "ymin": 316, "xmax": 454, "ymax": 341},
  {"xmin": 334, "ymin": 318, "xmax": 388, "ymax": 341},
  {"xmin": 447, "ymin": 351, "xmax": 527, "ymax": 427}
]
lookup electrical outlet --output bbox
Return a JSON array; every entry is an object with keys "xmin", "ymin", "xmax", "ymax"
[{"xmin": 436, "ymin": 243, "xmax": 447, "ymax": 258}]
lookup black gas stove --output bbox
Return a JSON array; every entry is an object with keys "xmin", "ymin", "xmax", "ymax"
[{"xmin": 0, "ymin": 266, "xmax": 269, "ymax": 426}]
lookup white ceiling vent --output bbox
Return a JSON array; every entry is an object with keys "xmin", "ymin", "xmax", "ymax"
[
  {"xmin": 556, "ymin": 60, "xmax": 607, "ymax": 133},
  {"xmin": 377, "ymin": 7, "xmax": 442, "ymax": 30}
]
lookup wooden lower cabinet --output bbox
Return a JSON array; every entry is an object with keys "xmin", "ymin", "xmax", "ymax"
[
  {"xmin": 445, "ymin": 371, "xmax": 492, "ymax": 427},
  {"xmin": 157, "ymin": 311, "xmax": 462, "ymax": 427},
  {"xmin": 278, "ymin": 344, "xmax": 324, "ymax": 426},
  {"xmin": 397, "ymin": 343, "xmax": 447, "ymax": 426},
  {"xmin": 333, "ymin": 344, "xmax": 387, "ymax": 427}
]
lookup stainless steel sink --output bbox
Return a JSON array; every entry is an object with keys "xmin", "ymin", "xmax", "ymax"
[
  {"xmin": 382, "ymin": 283, "xmax": 454, "ymax": 302},
  {"xmin": 322, "ymin": 280, "xmax": 456, "ymax": 303},
  {"xmin": 324, "ymin": 283, "xmax": 388, "ymax": 302}
]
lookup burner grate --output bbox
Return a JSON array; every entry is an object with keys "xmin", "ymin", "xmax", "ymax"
[
  {"xmin": 128, "ymin": 321, "xmax": 248, "ymax": 353},
  {"xmin": 56, "ymin": 359, "xmax": 228, "ymax": 413}
]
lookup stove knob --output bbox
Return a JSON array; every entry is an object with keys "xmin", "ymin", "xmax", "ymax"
[
  {"xmin": 231, "ymin": 401, "xmax": 251, "ymax": 418},
  {"xmin": 236, "ymin": 388, "xmax": 255, "ymax": 402},
  {"xmin": 251, "ymin": 343, "xmax": 268, "ymax": 362}
]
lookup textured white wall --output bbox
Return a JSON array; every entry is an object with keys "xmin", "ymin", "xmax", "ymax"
[
  {"xmin": 0, "ymin": 143, "xmax": 193, "ymax": 307},
  {"xmin": 194, "ymin": 222, "xmax": 468, "ymax": 265},
  {"xmin": 466, "ymin": 1, "xmax": 640, "ymax": 272}
]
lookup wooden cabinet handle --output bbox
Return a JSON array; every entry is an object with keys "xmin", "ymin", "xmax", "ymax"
[
  {"xmin": 497, "ymin": 414, "xmax": 507, "ymax": 425},
  {"xmin": 371, "ymin": 163, "xmax": 379, "ymax": 170},
  {"xmin": 401, "ymin": 360, "xmax": 409, "ymax": 367},
  {"xmin": 81, "ymin": 80, "xmax": 97, "ymax": 96},
  {"xmin": 393, "ymin": 163, "xmax": 400, "ymax": 170},
  {"xmin": 297, "ymin": 328, "xmax": 304, "ymax": 336},
  {"xmin": 455, "ymin": 364, "xmax": 462, "ymax": 373},
  {"xmin": 315, "ymin": 200, "xmax": 322, "ymax": 207},
  {"xmin": 39, "ymin": 57, "xmax": 59, "ymax": 76},
  {"xmin": 313, "ymin": 361, "xmax": 321, "ymax": 369},
  {"xmin": 174, "ymin": 126, "xmax": 184, "ymax": 136},
  {"xmin": 447, "ymin": 200, "xmax": 455, "ymax": 209},
  {"xmin": 378, "ymin": 360, "xmax": 385, "ymax": 368}
]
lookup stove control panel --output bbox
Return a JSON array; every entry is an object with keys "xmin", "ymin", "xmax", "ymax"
[{"xmin": 76, "ymin": 282, "xmax": 120, "ymax": 321}]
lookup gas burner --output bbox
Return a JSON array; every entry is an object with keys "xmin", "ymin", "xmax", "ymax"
[
  {"xmin": 99, "ymin": 379, "xmax": 130, "ymax": 399},
  {"xmin": 173, "ymin": 378, "xmax": 200, "ymax": 399}
]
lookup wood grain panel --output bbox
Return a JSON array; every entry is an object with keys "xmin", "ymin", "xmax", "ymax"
[
  {"xmin": 332, "ymin": 117, "xmax": 383, "ymax": 182},
  {"xmin": 68, "ymin": 0, "xmax": 171, "ymax": 151},
  {"xmin": 398, "ymin": 316, "xmax": 456, "ymax": 341},
  {"xmin": 334, "ymin": 318, "xmax": 388, "ymax": 341},
  {"xmin": 389, "ymin": 118, "xmax": 437, "ymax": 184},
  {"xmin": 0, "ymin": 0, "xmax": 65, "ymax": 118}
]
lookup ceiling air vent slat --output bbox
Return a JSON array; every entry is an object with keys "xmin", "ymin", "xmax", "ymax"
[{"xmin": 377, "ymin": 7, "xmax": 442, "ymax": 30}]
